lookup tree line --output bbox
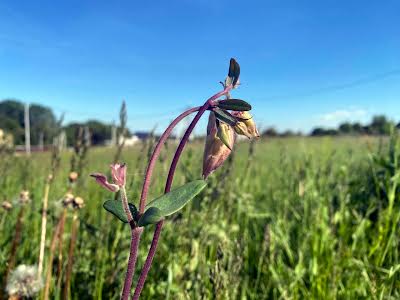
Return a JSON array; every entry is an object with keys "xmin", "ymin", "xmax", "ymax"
[
  {"xmin": 263, "ymin": 115, "xmax": 400, "ymax": 137},
  {"xmin": 0, "ymin": 99, "xmax": 123, "ymax": 146},
  {"xmin": 1, "ymin": 99, "xmax": 399, "ymax": 145}
]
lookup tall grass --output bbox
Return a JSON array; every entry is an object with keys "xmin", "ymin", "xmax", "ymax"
[{"xmin": 1, "ymin": 135, "xmax": 400, "ymax": 299}]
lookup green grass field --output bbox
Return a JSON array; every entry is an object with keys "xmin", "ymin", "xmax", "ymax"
[{"xmin": 1, "ymin": 135, "xmax": 400, "ymax": 299}]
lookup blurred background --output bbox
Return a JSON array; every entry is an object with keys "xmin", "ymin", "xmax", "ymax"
[{"xmin": 1, "ymin": 1, "xmax": 400, "ymax": 299}]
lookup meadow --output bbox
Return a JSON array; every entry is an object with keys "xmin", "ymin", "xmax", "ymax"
[{"xmin": 1, "ymin": 135, "xmax": 400, "ymax": 299}]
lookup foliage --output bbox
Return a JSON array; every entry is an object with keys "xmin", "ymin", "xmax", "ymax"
[
  {"xmin": 0, "ymin": 99, "xmax": 132, "ymax": 146},
  {"xmin": 0, "ymin": 99, "xmax": 57, "ymax": 145},
  {"xmin": 262, "ymin": 115, "xmax": 397, "ymax": 137}
]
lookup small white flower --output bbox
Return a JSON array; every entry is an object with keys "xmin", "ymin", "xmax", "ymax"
[{"xmin": 6, "ymin": 265, "xmax": 43, "ymax": 298}]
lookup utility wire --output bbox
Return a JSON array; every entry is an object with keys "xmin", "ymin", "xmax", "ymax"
[
  {"xmin": 33, "ymin": 68, "xmax": 400, "ymax": 123},
  {"xmin": 258, "ymin": 68, "xmax": 400, "ymax": 101}
]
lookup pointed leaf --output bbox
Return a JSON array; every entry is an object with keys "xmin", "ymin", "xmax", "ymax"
[
  {"xmin": 146, "ymin": 180, "xmax": 207, "ymax": 216},
  {"xmin": 138, "ymin": 207, "xmax": 164, "ymax": 227},
  {"xmin": 213, "ymin": 108, "xmax": 237, "ymax": 126},
  {"xmin": 103, "ymin": 200, "xmax": 137, "ymax": 223},
  {"xmin": 217, "ymin": 99, "xmax": 252, "ymax": 111}
]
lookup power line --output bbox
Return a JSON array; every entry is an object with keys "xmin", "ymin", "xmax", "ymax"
[{"xmin": 258, "ymin": 68, "xmax": 400, "ymax": 101}]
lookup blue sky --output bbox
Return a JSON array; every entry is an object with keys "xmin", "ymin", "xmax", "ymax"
[{"xmin": 0, "ymin": 0, "xmax": 399, "ymax": 134}]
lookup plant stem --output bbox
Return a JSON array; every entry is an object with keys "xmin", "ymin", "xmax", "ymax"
[
  {"xmin": 43, "ymin": 210, "xmax": 65, "ymax": 300},
  {"xmin": 56, "ymin": 208, "xmax": 67, "ymax": 292},
  {"xmin": 120, "ymin": 187, "xmax": 133, "ymax": 222},
  {"xmin": 120, "ymin": 107, "xmax": 200, "ymax": 300},
  {"xmin": 131, "ymin": 221, "xmax": 163, "ymax": 300},
  {"xmin": 38, "ymin": 179, "xmax": 51, "ymax": 276},
  {"xmin": 63, "ymin": 211, "xmax": 79, "ymax": 300},
  {"xmin": 138, "ymin": 106, "xmax": 201, "ymax": 213},
  {"xmin": 5, "ymin": 208, "xmax": 24, "ymax": 283},
  {"xmin": 132, "ymin": 86, "xmax": 232, "ymax": 300},
  {"xmin": 121, "ymin": 227, "xmax": 143, "ymax": 300}
]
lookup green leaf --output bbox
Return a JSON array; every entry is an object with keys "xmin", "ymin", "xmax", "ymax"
[
  {"xmin": 103, "ymin": 200, "xmax": 137, "ymax": 223},
  {"xmin": 213, "ymin": 108, "xmax": 237, "ymax": 126},
  {"xmin": 137, "ymin": 207, "xmax": 164, "ymax": 227},
  {"xmin": 146, "ymin": 180, "xmax": 207, "ymax": 216},
  {"xmin": 217, "ymin": 99, "xmax": 252, "ymax": 111}
]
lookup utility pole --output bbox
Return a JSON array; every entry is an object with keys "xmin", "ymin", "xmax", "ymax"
[
  {"xmin": 24, "ymin": 103, "xmax": 31, "ymax": 155},
  {"xmin": 38, "ymin": 132, "xmax": 44, "ymax": 151}
]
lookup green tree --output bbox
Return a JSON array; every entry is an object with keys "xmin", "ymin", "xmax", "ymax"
[
  {"xmin": 338, "ymin": 122, "xmax": 352, "ymax": 134},
  {"xmin": 370, "ymin": 115, "xmax": 393, "ymax": 135}
]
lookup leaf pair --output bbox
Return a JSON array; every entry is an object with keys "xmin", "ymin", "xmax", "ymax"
[{"xmin": 103, "ymin": 180, "xmax": 208, "ymax": 227}]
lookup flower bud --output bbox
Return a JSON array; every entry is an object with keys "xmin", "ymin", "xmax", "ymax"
[
  {"xmin": 217, "ymin": 122, "xmax": 235, "ymax": 150},
  {"xmin": 110, "ymin": 163, "xmax": 126, "ymax": 187},
  {"xmin": 232, "ymin": 111, "xmax": 259, "ymax": 138},
  {"xmin": 90, "ymin": 173, "xmax": 120, "ymax": 192},
  {"xmin": 202, "ymin": 113, "xmax": 235, "ymax": 178}
]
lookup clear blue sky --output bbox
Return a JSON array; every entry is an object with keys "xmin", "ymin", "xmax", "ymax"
[{"xmin": 0, "ymin": 0, "xmax": 399, "ymax": 134}]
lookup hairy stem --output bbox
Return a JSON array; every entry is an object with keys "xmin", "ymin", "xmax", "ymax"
[
  {"xmin": 121, "ymin": 227, "xmax": 143, "ymax": 300},
  {"xmin": 121, "ymin": 187, "xmax": 133, "ymax": 222},
  {"xmin": 132, "ymin": 86, "xmax": 232, "ymax": 300},
  {"xmin": 131, "ymin": 221, "xmax": 163, "ymax": 300}
]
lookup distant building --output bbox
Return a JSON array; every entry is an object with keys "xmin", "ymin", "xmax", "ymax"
[
  {"xmin": 106, "ymin": 134, "xmax": 140, "ymax": 147},
  {"xmin": 121, "ymin": 135, "xmax": 140, "ymax": 146}
]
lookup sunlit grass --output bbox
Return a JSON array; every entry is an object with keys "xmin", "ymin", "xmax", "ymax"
[{"xmin": 1, "ymin": 135, "xmax": 399, "ymax": 299}]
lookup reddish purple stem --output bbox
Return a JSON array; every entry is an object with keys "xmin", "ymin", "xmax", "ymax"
[
  {"xmin": 121, "ymin": 227, "xmax": 143, "ymax": 300},
  {"xmin": 138, "ymin": 106, "xmax": 201, "ymax": 213},
  {"xmin": 132, "ymin": 86, "xmax": 232, "ymax": 300},
  {"xmin": 120, "ymin": 106, "xmax": 201, "ymax": 300}
]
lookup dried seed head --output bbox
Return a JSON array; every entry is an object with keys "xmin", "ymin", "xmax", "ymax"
[
  {"xmin": 62, "ymin": 193, "xmax": 75, "ymax": 207},
  {"xmin": 68, "ymin": 171, "xmax": 79, "ymax": 183},
  {"xmin": 73, "ymin": 196, "xmax": 85, "ymax": 209},
  {"xmin": 6, "ymin": 265, "xmax": 42, "ymax": 298},
  {"xmin": 19, "ymin": 190, "xmax": 30, "ymax": 205},
  {"xmin": 1, "ymin": 201, "xmax": 12, "ymax": 211}
]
